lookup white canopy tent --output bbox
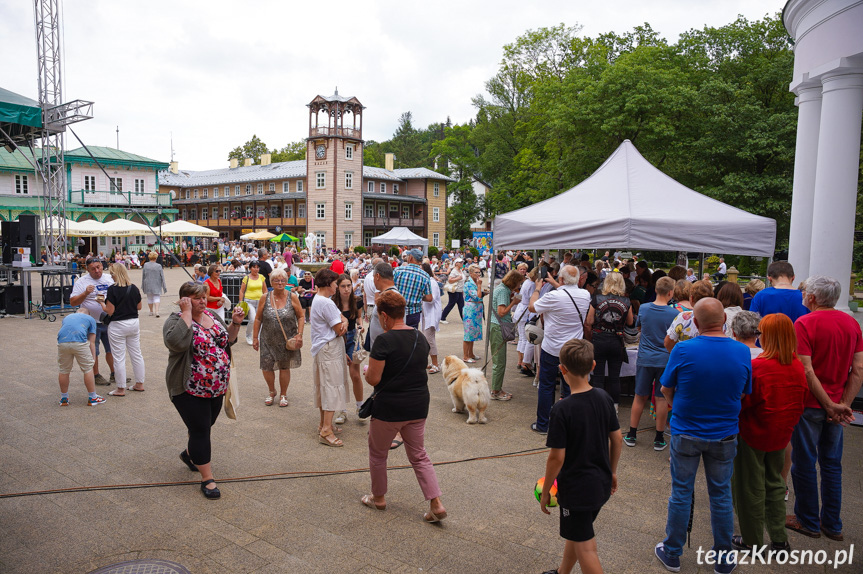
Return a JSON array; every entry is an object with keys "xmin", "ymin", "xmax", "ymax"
[
  {"xmin": 370, "ymin": 227, "xmax": 429, "ymax": 255},
  {"xmin": 159, "ymin": 220, "xmax": 219, "ymax": 237},
  {"xmin": 492, "ymin": 140, "xmax": 776, "ymax": 256}
]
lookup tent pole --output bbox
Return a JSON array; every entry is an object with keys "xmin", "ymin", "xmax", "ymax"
[
  {"xmin": 698, "ymin": 253, "xmax": 705, "ymax": 279},
  {"xmin": 483, "ymin": 231, "xmax": 494, "ymax": 375}
]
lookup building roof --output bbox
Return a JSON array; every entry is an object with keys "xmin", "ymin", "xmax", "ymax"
[
  {"xmin": 393, "ymin": 167, "xmax": 456, "ymax": 182},
  {"xmin": 160, "ymin": 161, "xmax": 307, "ymax": 188},
  {"xmin": 0, "ymin": 147, "xmax": 38, "ymax": 172},
  {"xmin": 66, "ymin": 146, "xmax": 168, "ymax": 167},
  {"xmin": 362, "ymin": 166, "xmax": 404, "ymax": 182}
]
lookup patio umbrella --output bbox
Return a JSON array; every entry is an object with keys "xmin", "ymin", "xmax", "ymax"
[
  {"xmin": 269, "ymin": 233, "xmax": 298, "ymax": 243},
  {"xmin": 101, "ymin": 218, "xmax": 154, "ymax": 237},
  {"xmin": 159, "ymin": 220, "xmax": 219, "ymax": 237},
  {"xmin": 247, "ymin": 230, "xmax": 275, "ymax": 240}
]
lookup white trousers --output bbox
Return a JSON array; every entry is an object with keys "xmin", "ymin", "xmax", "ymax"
[
  {"xmin": 516, "ymin": 317, "xmax": 535, "ymax": 365},
  {"xmin": 245, "ymin": 299, "xmax": 260, "ymax": 342},
  {"xmin": 107, "ymin": 318, "xmax": 145, "ymax": 387}
]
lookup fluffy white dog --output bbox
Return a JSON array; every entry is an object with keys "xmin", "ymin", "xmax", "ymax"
[{"xmin": 440, "ymin": 356, "xmax": 491, "ymax": 424}]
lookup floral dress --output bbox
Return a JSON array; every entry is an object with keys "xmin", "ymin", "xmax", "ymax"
[
  {"xmin": 463, "ymin": 278, "xmax": 484, "ymax": 342},
  {"xmin": 258, "ymin": 292, "xmax": 302, "ymax": 371},
  {"xmin": 186, "ymin": 312, "xmax": 231, "ymax": 398}
]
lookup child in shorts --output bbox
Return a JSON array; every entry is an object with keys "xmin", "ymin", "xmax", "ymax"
[
  {"xmin": 57, "ymin": 308, "xmax": 106, "ymax": 406},
  {"xmin": 539, "ymin": 338, "xmax": 622, "ymax": 574}
]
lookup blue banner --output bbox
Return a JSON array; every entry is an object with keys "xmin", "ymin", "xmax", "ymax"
[{"xmin": 472, "ymin": 232, "xmax": 492, "ymax": 255}]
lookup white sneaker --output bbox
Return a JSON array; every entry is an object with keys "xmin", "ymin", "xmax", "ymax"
[
  {"xmin": 439, "ymin": 320, "xmax": 448, "ymax": 324},
  {"xmin": 334, "ymin": 411, "xmax": 347, "ymax": 425},
  {"xmin": 246, "ymin": 338, "xmax": 253, "ymax": 346}
]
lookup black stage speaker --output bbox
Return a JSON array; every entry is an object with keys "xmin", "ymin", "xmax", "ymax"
[
  {"xmin": 43, "ymin": 286, "xmax": 62, "ymax": 306},
  {"xmin": 1, "ymin": 221, "xmax": 17, "ymax": 264},
  {"xmin": 17, "ymin": 214, "xmax": 39, "ymax": 260},
  {"xmin": 62, "ymin": 284, "xmax": 73, "ymax": 305},
  {"xmin": 2, "ymin": 285, "xmax": 26, "ymax": 315}
]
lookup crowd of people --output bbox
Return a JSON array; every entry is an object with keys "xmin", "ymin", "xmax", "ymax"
[{"xmin": 54, "ymin": 244, "xmax": 861, "ymax": 573}]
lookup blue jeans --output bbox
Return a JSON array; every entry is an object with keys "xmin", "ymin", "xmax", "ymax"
[
  {"xmin": 534, "ymin": 349, "xmax": 570, "ymax": 432},
  {"xmin": 791, "ymin": 407, "xmax": 844, "ymax": 533},
  {"xmin": 663, "ymin": 434, "xmax": 737, "ymax": 561}
]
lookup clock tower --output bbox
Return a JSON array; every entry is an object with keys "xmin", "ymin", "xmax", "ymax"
[{"xmin": 306, "ymin": 89, "xmax": 365, "ymax": 251}]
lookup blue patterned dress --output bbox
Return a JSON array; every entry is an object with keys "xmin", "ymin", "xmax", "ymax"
[{"xmin": 463, "ymin": 278, "xmax": 484, "ymax": 342}]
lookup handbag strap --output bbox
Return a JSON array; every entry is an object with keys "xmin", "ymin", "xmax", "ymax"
[
  {"xmin": 562, "ymin": 288, "xmax": 586, "ymax": 331},
  {"xmin": 271, "ymin": 291, "xmax": 292, "ymax": 345},
  {"xmin": 370, "ymin": 330, "xmax": 418, "ymax": 398}
]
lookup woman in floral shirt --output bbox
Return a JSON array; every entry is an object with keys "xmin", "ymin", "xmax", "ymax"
[{"xmin": 164, "ymin": 282, "xmax": 244, "ymax": 499}]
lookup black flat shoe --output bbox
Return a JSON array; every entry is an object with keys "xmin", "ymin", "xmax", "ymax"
[
  {"xmin": 180, "ymin": 450, "xmax": 198, "ymax": 472},
  {"xmin": 521, "ymin": 367, "xmax": 536, "ymax": 377},
  {"xmin": 201, "ymin": 479, "xmax": 220, "ymax": 499}
]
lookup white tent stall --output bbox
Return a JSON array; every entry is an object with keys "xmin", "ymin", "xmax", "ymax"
[
  {"xmin": 159, "ymin": 220, "xmax": 219, "ymax": 238},
  {"xmin": 370, "ymin": 227, "xmax": 429, "ymax": 255},
  {"xmin": 493, "ymin": 140, "xmax": 776, "ymax": 256}
]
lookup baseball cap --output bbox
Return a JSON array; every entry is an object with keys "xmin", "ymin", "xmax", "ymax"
[{"xmin": 406, "ymin": 248, "xmax": 423, "ymax": 260}]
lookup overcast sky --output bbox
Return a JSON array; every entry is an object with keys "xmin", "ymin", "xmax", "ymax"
[{"xmin": 1, "ymin": 0, "xmax": 782, "ymax": 171}]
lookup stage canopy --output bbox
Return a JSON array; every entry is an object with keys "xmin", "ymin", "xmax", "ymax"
[
  {"xmin": 492, "ymin": 140, "xmax": 776, "ymax": 256},
  {"xmin": 0, "ymin": 87, "xmax": 42, "ymax": 148}
]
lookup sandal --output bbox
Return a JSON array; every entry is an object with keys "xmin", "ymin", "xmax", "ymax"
[
  {"xmin": 491, "ymin": 391, "xmax": 513, "ymax": 401},
  {"xmin": 319, "ymin": 432, "xmax": 343, "ymax": 447},
  {"xmin": 130, "ymin": 384, "xmax": 145, "ymax": 392},
  {"xmin": 361, "ymin": 494, "xmax": 386, "ymax": 511},
  {"xmin": 389, "ymin": 439, "xmax": 403, "ymax": 450},
  {"xmin": 108, "ymin": 389, "xmax": 126, "ymax": 396},
  {"xmin": 423, "ymin": 509, "xmax": 447, "ymax": 523},
  {"xmin": 279, "ymin": 395, "xmax": 289, "ymax": 407},
  {"xmin": 318, "ymin": 426, "xmax": 343, "ymax": 434},
  {"xmin": 264, "ymin": 393, "xmax": 276, "ymax": 406},
  {"xmin": 428, "ymin": 366, "xmax": 441, "ymax": 374},
  {"xmin": 463, "ymin": 358, "xmax": 477, "ymax": 364}
]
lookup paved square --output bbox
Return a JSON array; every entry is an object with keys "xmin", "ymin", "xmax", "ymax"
[{"xmin": 0, "ymin": 267, "xmax": 859, "ymax": 573}]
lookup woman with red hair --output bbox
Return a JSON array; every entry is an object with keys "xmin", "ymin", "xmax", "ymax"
[{"xmin": 731, "ymin": 314, "xmax": 807, "ymax": 552}]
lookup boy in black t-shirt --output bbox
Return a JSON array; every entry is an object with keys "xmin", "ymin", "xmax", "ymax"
[{"xmin": 539, "ymin": 339, "xmax": 622, "ymax": 574}]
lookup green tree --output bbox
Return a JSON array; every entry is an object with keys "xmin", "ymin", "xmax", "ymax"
[
  {"xmin": 390, "ymin": 112, "xmax": 424, "ymax": 168},
  {"xmin": 431, "ymin": 124, "xmax": 481, "ymax": 242},
  {"xmin": 227, "ymin": 134, "xmax": 271, "ymax": 165},
  {"xmin": 271, "ymin": 140, "xmax": 306, "ymax": 162}
]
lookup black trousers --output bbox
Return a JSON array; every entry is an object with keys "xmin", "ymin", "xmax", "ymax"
[
  {"xmin": 172, "ymin": 392, "xmax": 223, "ymax": 466},
  {"xmin": 441, "ymin": 291, "xmax": 464, "ymax": 320},
  {"xmin": 590, "ymin": 333, "xmax": 624, "ymax": 404}
]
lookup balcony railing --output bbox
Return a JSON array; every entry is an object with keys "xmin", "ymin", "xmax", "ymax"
[
  {"xmin": 70, "ymin": 189, "xmax": 172, "ymax": 207},
  {"xmin": 186, "ymin": 217, "xmax": 307, "ymax": 228},
  {"xmin": 362, "ymin": 217, "xmax": 424, "ymax": 227},
  {"xmin": 310, "ymin": 127, "xmax": 361, "ymax": 138}
]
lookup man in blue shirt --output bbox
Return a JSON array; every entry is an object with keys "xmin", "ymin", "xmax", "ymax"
[
  {"xmin": 56, "ymin": 308, "xmax": 106, "ymax": 406},
  {"xmin": 749, "ymin": 261, "xmax": 808, "ymax": 322},
  {"xmin": 625, "ymin": 276, "xmax": 679, "ymax": 450},
  {"xmin": 393, "ymin": 249, "xmax": 432, "ymax": 329},
  {"xmin": 655, "ymin": 298, "xmax": 752, "ymax": 574}
]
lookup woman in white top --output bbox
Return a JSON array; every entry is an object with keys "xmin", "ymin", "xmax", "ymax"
[
  {"xmin": 420, "ymin": 263, "xmax": 443, "ymax": 373},
  {"xmin": 440, "ymin": 259, "xmax": 466, "ymax": 323},
  {"xmin": 514, "ymin": 264, "xmax": 537, "ymax": 376},
  {"xmin": 310, "ymin": 268, "xmax": 350, "ymax": 447}
]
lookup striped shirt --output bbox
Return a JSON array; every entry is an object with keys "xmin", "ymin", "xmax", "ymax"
[{"xmin": 393, "ymin": 263, "xmax": 431, "ymax": 315}]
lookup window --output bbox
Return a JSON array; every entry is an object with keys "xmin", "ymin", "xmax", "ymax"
[
  {"xmin": 433, "ymin": 233, "xmax": 439, "ymax": 248},
  {"xmin": 345, "ymin": 145, "xmax": 353, "ymax": 160},
  {"xmin": 190, "ymin": 208, "xmax": 197, "ymax": 219},
  {"xmin": 377, "ymin": 205, "xmax": 385, "ymax": 218},
  {"xmin": 182, "ymin": 209, "xmax": 187, "ymax": 219},
  {"xmin": 284, "ymin": 204, "xmax": 293, "ymax": 218},
  {"xmin": 245, "ymin": 184, "xmax": 252, "ymax": 195},
  {"xmin": 213, "ymin": 187, "xmax": 219, "ymax": 198},
  {"xmin": 83, "ymin": 175, "xmax": 96, "ymax": 191},
  {"xmin": 316, "ymin": 203, "xmax": 325, "ymax": 219},
  {"xmin": 368, "ymin": 181, "xmax": 373, "ymax": 193},
  {"xmin": 380, "ymin": 182, "xmax": 386, "ymax": 193},
  {"xmin": 201, "ymin": 208, "xmax": 208, "ymax": 220},
  {"xmin": 345, "ymin": 172, "xmax": 353, "ymax": 189},
  {"xmin": 185, "ymin": 190, "xmax": 190, "ymax": 199},
  {"xmin": 364, "ymin": 232, "xmax": 372, "ymax": 247},
  {"xmin": 433, "ymin": 207, "xmax": 440, "ymax": 222},
  {"xmin": 14, "ymin": 175, "xmax": 28, "ymax": 194},
  {"xmin": 245, "ymin": 206, "xmax": 253, "ymax": 218},
  {"xmin": 364, "ymin": 204, "xmax": 373, "ymax": 218},
  {"xmin": 393, "ymin": 184, "xmax": 399, "ymax": 195},
  {"xmin": 283, "ymin": 181, "xmax": 290, "ymax": 193},
  {"xmin": 202, "ymin": 188, "xmax": 208, "ymax": 199},
  {"xmin": 316, "ymin": 172, "xmax": 326, "ymax": 189},
  {"xmin": 223, "ymin": 207, "xmax": 229, "ymax": 219},
  {"xmin": 257, "ymin": 183, "xmax": 264, "ymax": 195},
  {"xmin": 344, "ymin": 232, "xmax": 353, "ymax": 250},
  {"xmin": 402, "ymin": 206, "xmax": 410, "ymax": 219},
  {"xmin": 110, "ymin": 178, "xmax": 123, "ymax": 192},
  {"xmin": 298, "ymin": 203, "xmax": 305, "ymax": 218},
  {"xmin": 297, "ymin": 180, "xmax": 303, "ymax": 192},
  {"xmin": 235, "ymin": 185, "xmax": 241, "ymax": 196},
  {"xmin": 224, "ymin": 186, "xmax": 230, "ymax": 196},
  {"xmin": 316, "ymin": 232, "xmax": 326, "ymax": 249},
  {"xmin": 193, "ymin": 189, "xmax": 199, "ymax": 199},
  {"xmin": 345, "ymin": 202, "xmax": 352, "ymax": 220},
  {"xmin": 270, "ymin": 205, "xmax": 280, "ymax": 218},
  {"xmin": 434, "ymin": 182, "xmax": 440, "ymax": 197},
  {"xmin": 269, "ymin": 182, "xmax": 275, "ymax": 192}
]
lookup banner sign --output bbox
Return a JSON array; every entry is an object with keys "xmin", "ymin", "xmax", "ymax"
[{"xmin": 472, "ymin": 232, "xmax": 492, "ymax": 255}]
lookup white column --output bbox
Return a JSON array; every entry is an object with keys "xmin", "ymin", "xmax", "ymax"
[
  {"xmin": 808, "ymin": 72, "xmax": 863, "ymax": 311},
  {"xmin": 787, "ymin": 85, "xmax": 822, "ymax": 284}
]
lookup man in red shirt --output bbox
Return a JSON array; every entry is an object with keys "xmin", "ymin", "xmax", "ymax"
[
  {"xmin": 330, "ymin": 255, "xmax": 345, "ymax": 275},
  {"xmin": 786, "ymin": 275, "xmax": 863, "ymax": 542}
]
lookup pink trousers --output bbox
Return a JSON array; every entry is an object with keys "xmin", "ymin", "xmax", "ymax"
[{"xmin": 368, "ymin": 418, "xmax": 442, "ymax": 501}]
